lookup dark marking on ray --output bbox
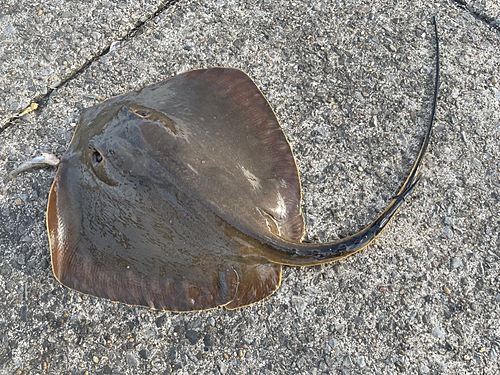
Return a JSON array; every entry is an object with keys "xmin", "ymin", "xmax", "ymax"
[{"xmin": 47, "ymin": 18, "xmax": 440, "ymax": 312}]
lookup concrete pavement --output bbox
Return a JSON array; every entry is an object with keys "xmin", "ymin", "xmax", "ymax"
[{"xmin": 1, "ymin": 0, "xmax": 499, "ymax": 374}]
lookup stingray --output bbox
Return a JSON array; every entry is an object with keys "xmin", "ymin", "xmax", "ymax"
[{"xmin": 47, "ymin": 19, "xmax": 440, "ymax": 312}]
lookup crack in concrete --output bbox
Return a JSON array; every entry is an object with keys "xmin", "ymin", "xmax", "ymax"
[
  {"xmin": 0, "ymin": 0, "xmax": 178, "ymax": 135},
  {"xmin": 1, "ymin": 0, "xmax": 496, "ymax": 136},
  {"xmin": 452, "ymin": 0, "xmax": 500, "ymax": 31}
]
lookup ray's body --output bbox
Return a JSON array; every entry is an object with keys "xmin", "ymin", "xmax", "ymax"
[{"xmin": 47, "ymin": 18, "xmax": 440, "ymax": 312}]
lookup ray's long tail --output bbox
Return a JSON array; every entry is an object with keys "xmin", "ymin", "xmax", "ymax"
[{"xmin": 266, "ymin": 16, "xmax": 440, "ymax": 266}]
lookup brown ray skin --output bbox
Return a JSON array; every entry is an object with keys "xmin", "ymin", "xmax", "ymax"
[
  {"xmin": 48, "ymin": 20, "xmax": 439, "ymax": 312},
  {"xmin": 48, "ymin": 68, "xmax": 304, "ymax": 312}
]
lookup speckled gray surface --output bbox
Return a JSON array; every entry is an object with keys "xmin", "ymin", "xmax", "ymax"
[
  {"xmin": 1, "ymin": 0, "xmax": 499, "ymax": 374},
  {"xmin": 0, "ymin": 0, "xmax": 168, "ymax": 127},
  {"xmin": 463, "ymin": 0, "xmax": 500, "ymax": 28}
]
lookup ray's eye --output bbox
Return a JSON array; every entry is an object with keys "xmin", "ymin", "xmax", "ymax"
[
  {"xmin": 92, "ymin": 150, "xmax": 103, "ymax": 164},
  {"xmin": 133, "ymin": 109, "xmax": 150, "ymax": 118}
]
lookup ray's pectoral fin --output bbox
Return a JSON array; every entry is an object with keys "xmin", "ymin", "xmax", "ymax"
[
  {"xmin": 225, "ymin": 262, "xmax": 282, "ymax": 310},
  {"xmin": 54, "ymin": 237, "xmax": 241, "ymax": 312}
]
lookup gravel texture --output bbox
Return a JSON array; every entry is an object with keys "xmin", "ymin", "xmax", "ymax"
[
  {"xmin": 0, "ymin": 0, "xmax": 168, "ymax": 127},
  {"xmin": 1, "ymin": 0, "xmax": 499, "ymax": 374}
]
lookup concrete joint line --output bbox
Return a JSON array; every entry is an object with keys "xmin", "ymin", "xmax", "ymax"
[
  {"xmin": 452, "ymin": 0, "xmax": 500, "ymax": 31},
  {"xmin": 0, "ymin": 0, "xmax": 179, "ymax": 135}
]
